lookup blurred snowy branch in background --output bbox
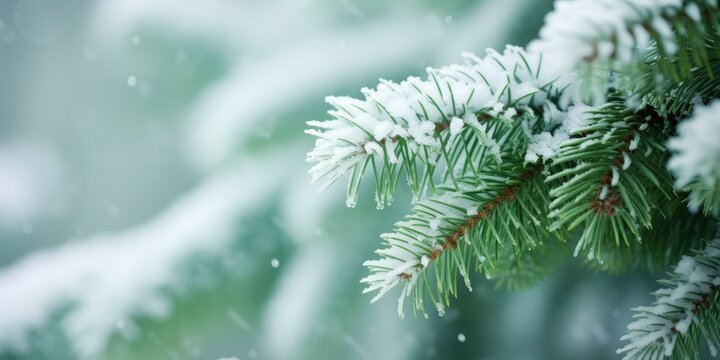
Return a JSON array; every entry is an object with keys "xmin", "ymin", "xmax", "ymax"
[
  {"xmin": 90, "ymin": 0, "xmax": 328, "ymax": 53},
  {"xmin": 184, "ymin": 0, "xmax": 529, "ymax": 168},
  {"xmin": 186, "ymin": 23, "xmax": 437, "ymax": 168},
  {"xmin": 0, "ymin": 151, "xmax": 289, "ymax": 357}
]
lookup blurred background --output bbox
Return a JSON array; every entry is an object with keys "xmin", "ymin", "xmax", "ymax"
[{"xmin": 0, "ymin": 0, "xmax": 661, "ymax": 359}]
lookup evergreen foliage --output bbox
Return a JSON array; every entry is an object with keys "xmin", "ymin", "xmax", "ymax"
[{"xmin": 305, "ymin": 0, "xmax": 720, "ymax": 358}]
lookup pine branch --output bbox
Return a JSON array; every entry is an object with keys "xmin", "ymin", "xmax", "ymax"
[
  {"xmin": 547, "ymin": 97, "xmax": 675, "ymax": 261},
  {"xmin": 627, "ymin": 35, "xmax": 720, "ymax": 115},
  {"xmin": 587, "ymin": 199, "xmax": 715, "ymax": 273},
  {"xmin": 306, "ymin": 46, "xmax": 560, "ymax": 208},
  {"xmin": 530, "ymin": 0, "xmax": 720, "ymax": 76},
  {"xmin": 360, "ymin": 160, "xmax": 550, "ymax": 318},
  {"xmin": 618, "ymin": 238, "xmax": 720, "ymax": 360},
  {"xmin": 304, "ymin": 0, "xmax": 720, "ymax": 335}
]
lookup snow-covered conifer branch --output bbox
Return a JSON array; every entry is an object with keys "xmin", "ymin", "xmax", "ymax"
[
  {"xmin": 303, "ymin": 0, "xmax": 720, "ymax": 352},
  {"xmin": 360, "ymin": 161, "xmax": 550, "ymax": 318},
  {"xmin": 618, "ymin": 238, "xmax": 720, "ymax": 360},
  {"xmin": 625, "ymin": 34, "xmax": 720, "ymax": 116},
  {"xmin": 306, "ymin": 46, "xmax": 561, "ymax": 208},
  {"xmin": 530, "ymin": 0, "xmax": 720, "ymax": 78},
  {"xmin": 668, "ymin": 101, "xmax": 720, "ymax": 216},
  {"xmin": 546, "ymin": 96, "xmax": 674, "ymax": 262}
]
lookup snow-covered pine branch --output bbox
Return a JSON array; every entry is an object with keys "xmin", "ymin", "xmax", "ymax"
[
  {"xmin": 530, "ymin": 0, "xmax": 720, "ymax": 78},
  {"xmin": 623, "ymin": 29, "xmax": 720, "ymax": 119},
  {"xmin": 304, "ymin": 0, "xmax": 720, "ymax": 357},
  {"xmin": 360, "ymin": 161, "xmax": 550, "ymax": 318},
  {"xmin": 618, "ymin": 238, "xmax": 720, "ymax": 360},
  {"xmin": 546, "ymin": 96, "xmax": 674, "ymax": 262},
  {"xmin": 306, "ymin": 46, "xmax": 562, "ymax": 208},
  {"xmin": 668, "ymin": 101, "xmax": 720, "ymax": 216}
]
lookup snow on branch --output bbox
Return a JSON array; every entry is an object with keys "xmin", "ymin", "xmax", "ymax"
[
  {"xmin": 667, "ymin": 100, "xmax": 720, "ymax": 216},
  {"xmin": 524, "ymin": 103, "xmax": 594, "ymax": 163},
  {"xmin": 547, "ymin": 98, "xmax": 673, "ymax": 261},
  {"xmin": 306, "ymin": 46, "xmax": 562, "ymax": 208},
  {"xmin": 618, "ymin": 238, "xmax": 720, "ymax": 359},
  {"xmin": 361, "ymin": 162, "xmax": 548, "ymax": 318},
  {"xmin": 529, "ymin": 0, "xmax": 719, "ymax": 78}
]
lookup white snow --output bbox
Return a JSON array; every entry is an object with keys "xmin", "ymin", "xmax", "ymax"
[
  {"xmin": 408, "ymin": 121, "xmax": 439, "ymax": 147},
  {"xmin": 629, "ymin": 133, "xmax": 640, "ymax": 151},
  {"xmin": 503, "ymin": 107, "xmax": 517, "ymax": 119},
  {"xmin": 420, "ymin": 256, "xmax": 431, "ymax": 268},
  {"xmin": 611, "ymin": 166, "xmax": 620, "ymax": 186},
  {"xmin": 373, "ymin": 121, "xmax": 395, "ymax": 141},
  {"xmin": 529, "ymin": 0, "xmax": 694, "ymax": 80},
  {"xmin": 457, "ymin": 333, "xmax": 466, "ymax": 342},
  {"xmin": 668, "ymin": 101, "xmax": 720, "ymax": 189},
  {"xmin": 449, "ymin": 116, "xmax": 465, "ymax": 137},
  {"xmin": 363, "ymin": 142, "xmax": 384, "ymax": 156},
  {"xmin": 429, "ymin": 219, "xmax": 442, "ymax": 232},
  {"xmin": 686, "ymin": 3, "xmax": 702, "ymax": 22},
  {"xmin": 525, "ymin": 104, "xmax": 593, "ymax": 163},
  {"xmin": 621, "ymin": 152, "xmax": 631, "ymax": 170},
  {"xmin": 435, "ymin": 303, "xmax": 446, "ymax": 317},
  {"xmin": 598, "ymin": 186, "xmax": 609, "ymax": 201},
  {"xmin": 674, "ymin": 312, "xmax": 693, "ymax": 334},
  {"xmin": 675, "ymin": 256, "xmax": 695, "ymax": 276}
]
